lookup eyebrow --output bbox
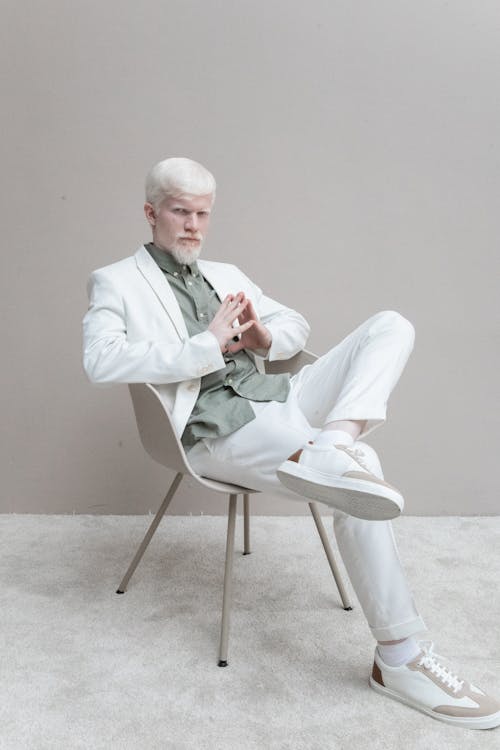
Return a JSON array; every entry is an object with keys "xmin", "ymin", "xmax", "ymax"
[{"xmin": 172, "ymin": 205, "xmax": 211, "ymax": 213}]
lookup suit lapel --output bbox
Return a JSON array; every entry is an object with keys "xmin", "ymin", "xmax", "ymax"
[
  {"xmin": 134, "ymin": 246, "xmax": 188, "ymax": 339},
  {"xmin": 197, "ymin": 260, "xmax": 233, "ymax": 302}
]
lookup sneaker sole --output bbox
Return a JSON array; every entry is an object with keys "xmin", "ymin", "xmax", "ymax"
[
  {"xmin": 369, "ymin": 675, "xmax": 500, "ymax": 730},
  {"xmin": 276, "ymin": 462, "xmax": 403, "ymax": 520}
]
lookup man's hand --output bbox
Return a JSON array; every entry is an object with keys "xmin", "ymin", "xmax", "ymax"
[
  {"xmin": 208, "ymin": 292, "xmax": 272, "ymax": 355},
  {"xmin": 226, "ymin": 294, "xmax": 272, "ymax": 355},
  {"xmin": 208, "ymin": 293, "xmax": 254, "ymax": 353}
]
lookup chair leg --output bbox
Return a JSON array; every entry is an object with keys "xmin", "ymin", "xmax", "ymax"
[
  {"xmin": 242, "ymin": 493, "xmax": 251, "ymax": 555},
  {"xmin": 218, "ymin": 493, "xmax": 238, "ymax": 667},
  {"xmin": 308, "ymin": 501, "xmax": 353, "ymax": 611},
  {"xmin": 116, "ymin": 473, "xmax": 183, "ymax": 594}
]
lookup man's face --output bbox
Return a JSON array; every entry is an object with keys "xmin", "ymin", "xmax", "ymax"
[{"xmin": 144, "ymin": 193, "xmax": 213, "ymax": 264}]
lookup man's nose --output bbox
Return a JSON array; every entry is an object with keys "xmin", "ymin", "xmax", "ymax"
[{"xmin": 185, "ymin": 212, "xmax": 198, "ymax": 231}]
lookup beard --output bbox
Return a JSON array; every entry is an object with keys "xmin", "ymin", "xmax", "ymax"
[{"xmin": 167, "ymin": 238, "xmax": 203, "ymax": 265}]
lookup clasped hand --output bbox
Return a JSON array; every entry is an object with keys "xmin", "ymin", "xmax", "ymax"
[{"xmin": 208, "ymin": 292, "xmax": 272, "ymax": 354}]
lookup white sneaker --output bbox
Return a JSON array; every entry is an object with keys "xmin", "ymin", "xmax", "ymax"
[
  {"xmin": 348, "ymin": 441, "xmax": 385, "ymax": 479},
  {"xmin": 370, "ymin": 640, "xmax": 500, "ymax": 729},
  {"xmin": 276, "ymin": 441, "xmax": 403, "ymax": 520}
]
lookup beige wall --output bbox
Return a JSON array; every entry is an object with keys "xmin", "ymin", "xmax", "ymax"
[{"xmin": 2, "ymin": 1, "xmax": 499, "ymax": 515}]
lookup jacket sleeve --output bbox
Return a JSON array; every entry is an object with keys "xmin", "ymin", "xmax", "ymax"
[
  {"xmin": 82, "ymin": 270, "xmax": 225, "ymax": 384},
  {"xmin": 237, "ymin": 269, "xmax": 311, "ymax": 361}
]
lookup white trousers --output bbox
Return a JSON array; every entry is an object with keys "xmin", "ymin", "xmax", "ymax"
[{"xmin": 187, "ymin": 310, "xmax": 428, "ymax": 642}]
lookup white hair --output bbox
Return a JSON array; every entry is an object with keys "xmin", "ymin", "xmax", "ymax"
[{"xmin": 145, "ymin": 157, "xmax": 216, "ymax": 210}]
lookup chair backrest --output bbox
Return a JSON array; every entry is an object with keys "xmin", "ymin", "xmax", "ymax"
[
  {"xmin": 128, "ymin": 383, "xmax": 192, "ymax": 474},
  {"xmin": 129, "ymin": 349, "xmax": 318, "ymax": 473}
]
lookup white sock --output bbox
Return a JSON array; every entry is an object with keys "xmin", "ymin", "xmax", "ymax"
[
  {"xmin": 314, "ymin": 429, "xmax": 354, "ymax": 448},
  {"xmin": 377, "ymin": 637, "xmax": 422, "ymax": 667}
]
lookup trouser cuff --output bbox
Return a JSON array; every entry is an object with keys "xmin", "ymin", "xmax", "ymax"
[{"xmin": 369, "ymin": 615, "xmax": 429, "ymax": 642}]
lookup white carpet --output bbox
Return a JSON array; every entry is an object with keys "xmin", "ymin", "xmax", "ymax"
[{"xmin": 1, "ymin": 514, "xmax": 499, "ymax": 749}]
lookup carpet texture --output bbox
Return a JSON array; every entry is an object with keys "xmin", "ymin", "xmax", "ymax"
[{"xmin": 1, "ymin": 514, "xmax": 499, "ymax": 749}]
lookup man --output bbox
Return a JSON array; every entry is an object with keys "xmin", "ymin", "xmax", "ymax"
[{"xmin": 83, "ymin": 157, "xmax": 500, "ymax": 729}]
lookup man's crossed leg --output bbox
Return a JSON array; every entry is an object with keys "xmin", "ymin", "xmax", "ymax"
[{"xmin": 187, "ymin": 310, "xmax": 500, "ymax": 730}]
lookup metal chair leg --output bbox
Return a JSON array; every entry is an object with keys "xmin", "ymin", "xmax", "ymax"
[
  {"xmin": 242, "ymin": 493, "xmax": 251, "ymax": 555},
  {"xmin": 116, "ymin": 473, "xmax": 183, "ymax": 594},
  {"xmin": 218, "ymin": 494, "xmax": 238, "ymax": 666},
  {"xmin": 308, "ymin": 501, "xmax": 353, "ymax": 611}
]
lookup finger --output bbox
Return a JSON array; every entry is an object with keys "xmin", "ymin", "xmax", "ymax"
[
  {"xmin": 225, "ymin": 298, "xmax": 249, "ymax": 324},
  {"xmin": 237, "ymin": 306, "xmax": 249, "ymax": 324},
  {"xmin": 227, "ymin": 292, "xmax": 245, "ymax": 311},
  {"xmin": 239, "ymin": 298, "xmax": 257, "ymax": 323},
  {"xmin": 245, "ymin": 298, "xmax": 257, "ymax": 316},
  {"xmin": 233, "ymin": 320, "xmax": 254, "ymax": 334},
  {"xmin": 213, "ymin": 295, "xmax": 235, "ymax": 320},
  {"xmin": 225, "ymin": 340, "xmax": 245, "ymax": 354},
  {"xmin": 234, "ymin": 298, "xmax": 249, "ymax": 315}
]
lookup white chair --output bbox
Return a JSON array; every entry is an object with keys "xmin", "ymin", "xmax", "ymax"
[{"xmin": 117, "ymin": 350, "xmax": 352, "ymax": 666}]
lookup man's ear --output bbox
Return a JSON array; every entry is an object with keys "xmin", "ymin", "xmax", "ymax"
[{"xmin": 144, "ymin": 202, "xmax": 156, "ymax": 227}]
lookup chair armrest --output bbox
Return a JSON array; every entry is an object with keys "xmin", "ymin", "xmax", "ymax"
[{"xmin": 263, "ymin": 348, "xmax": 317, "ymax": 376}]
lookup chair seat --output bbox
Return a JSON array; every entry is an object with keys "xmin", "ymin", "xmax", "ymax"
[{"xmin": 196, "ymin": 475, "xmax": 259, "ymax": 494}]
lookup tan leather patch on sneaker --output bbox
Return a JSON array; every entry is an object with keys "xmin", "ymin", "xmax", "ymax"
[
  {"xmin": 287, "ymin": 448, "xmax": 303, "ymax": 463},
  {"xmin": 343, "ymin": 471, "xmax": 401, "ymax": 493},
  {"xmin": 372, "ymin": 662, "xmax": 385, "ymax": 686},
  {"xmin": 434, "ymin": 698, "xmax": 500, "ymax": 718}
]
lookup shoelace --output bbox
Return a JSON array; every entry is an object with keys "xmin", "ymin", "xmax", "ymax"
[
  {"xmin": 417, "ymin": 640, "xmax": 465, "ymax": 693},
  {"xmin": 341, "ymin": 446, "xmax": 372, "ymax": 473}
]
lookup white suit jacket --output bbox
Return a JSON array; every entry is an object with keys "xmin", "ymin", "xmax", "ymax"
[{"xmin": 82, "ymin": 245, "xmax": 310, "ymax": 439}]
